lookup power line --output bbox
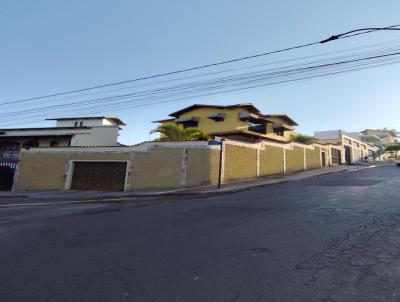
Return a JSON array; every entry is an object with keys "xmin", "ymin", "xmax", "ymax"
[
  {"xmin": 2, "ymin": 44, "xmax": 400, "ymax": 125},
  {"xmin": 320, "ymin": 24, "xmax": 400, "ymax": 43},
  {"xmin": 7, "ymin": 37, "xmax": 400, "ymax": 110},
  {"xmin": 4, "ymin": 46, "xmax": 400, "ymax": 119},
  {"xmin": 1, "ymin": 24, "xmax": 400, "ymax": 107},
  {"xmin": 4, "ymin": 44, "xmax": 399, "ymax": 118},
  {"xmin": 4, "ymin": 57, "xmax": 400, "ymax": 128}
]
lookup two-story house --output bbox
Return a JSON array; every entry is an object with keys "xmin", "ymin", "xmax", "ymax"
[{"xmin": 153, "ymin": 103, "xmax": 298, "ymax": 143}]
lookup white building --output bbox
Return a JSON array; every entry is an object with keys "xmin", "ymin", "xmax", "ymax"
[
  {"xmin": 0, "ymin": 116, "xmax": 126, "ymax": 159},
  {"xmin": 314, "ymin": 129, "xmax": 377, "ymax": 165}
]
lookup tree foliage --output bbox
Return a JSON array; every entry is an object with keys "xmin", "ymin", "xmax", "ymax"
[
  {"xmin": 385, "ymin": 144, "xmax": 400, "ymax": 157},
  {"xmin": 290, "ymin": 133, "xmax": 315, "ymax": 144},
  {"xmin": 385, "ymin": 144, "xmax": 400, "ymax": 152},
  {"xmin": 153, "ymin": 124, "xmax": 209, "ymax": 142}
]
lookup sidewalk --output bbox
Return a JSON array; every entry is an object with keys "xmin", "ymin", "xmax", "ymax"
[
  {"xmin": 0, "ymin": 165, "xmax": 374, "ymax": 207},
  {"xmin": 181, "ymin": 164, "xmax": 371, "ymax": 195}
]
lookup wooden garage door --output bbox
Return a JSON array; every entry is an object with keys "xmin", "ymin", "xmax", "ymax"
[{"xmin": 71, "ymin": 162, "xmax": 127, "ymax": 191}]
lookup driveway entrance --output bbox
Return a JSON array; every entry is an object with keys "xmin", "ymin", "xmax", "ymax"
[
  {"xmin": 0, "ymin": 160, "xmax": 18, "ymax": 191},
  {"xmin": 70, "ymin": 161, "xmax": 127, "ymax": 191},
  {"xmin": 344, "ymin": 145, "xmax": 352, "ymax": 164}
]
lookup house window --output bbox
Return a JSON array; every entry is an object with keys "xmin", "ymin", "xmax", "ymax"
[
  {"xmin": 79, "ymin": 121, "xmax": 84, "ymax": 127},
  {"xmin": 273, "ymin": 128, "xmax": 284, "ymax": 136},
  {"xmin": 182, "ymin": 121, "xmax": 199, "ymax": 129},
  {"xmin": 249, "ymin": 123, "xmax": 267, "ymax": 134},
  {"xmin": 175, "ymin": 117, "xmax": 200, "ymax": 129},
  {"xmin": 343, "ymin": 138, "xmax": 352, "ymax": 145},
  {"xmin": 207, "ymin": 113, "xmax": 226, "ymax": 122},
  {"xmin": 74, "ymin": 122, "xmax": 78, "ymax": 127}
]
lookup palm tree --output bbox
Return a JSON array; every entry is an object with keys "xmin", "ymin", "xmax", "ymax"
[{"xmin": 152, "ymin": 124, "xmax": 209, "ymax": 142}]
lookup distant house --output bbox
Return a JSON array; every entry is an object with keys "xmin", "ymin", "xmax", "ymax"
[
  {"xmin": 153, "ymin": 103, "xmax": 298, "ymax": 143},
  {"xmin": 0, "ymin": 116, "xmax": 125, "ymax": 191},
  {"xmin": 314, "ymin": 129, "xmax": 377, "ymax": 165},
  {"xmin": 361, "ymin": 129, "xmax": 398, "ymax": 146}
]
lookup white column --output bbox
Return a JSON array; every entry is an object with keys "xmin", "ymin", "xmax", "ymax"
[
  {"xmin": 180, "ymin": 148, "xmax": 188, "ymax": 187},
  {"xmin": 124, "ymin": 160, "xmax": 133, "ymax": 191},
  {"xmin": 283, "ymin": 148, "xmax": 286, "ymax": 174},
  {"xmin": 221, "ymin": 142, "xmax": 225, "ymax": 183},
  {"xmin": 64, "ymin": 160, "xmax": 74, "ymax": 190},
  {"xmin": 319, "ymin": 148, "xmax": 323, "ymax": 167}
]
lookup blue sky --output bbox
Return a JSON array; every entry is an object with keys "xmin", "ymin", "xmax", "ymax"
[{"xmin": 1, "ymin": 0, "xmax": 400, "ymax": 144}]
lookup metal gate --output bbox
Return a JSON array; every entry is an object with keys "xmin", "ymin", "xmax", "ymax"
[
  {"xmin": 321, "ymin": 152, "xmax": 326, "ymax": 167},
  {"xmin": 344, "ymin": 145, "xmax": 352, "ymax": 164},
  {"xmin": 0, "ymin": 160, "xmax": 18, "ymax": 191},
  {"xmin": 71, "ymin": 161, "xmax": 127, "ymax": 191},
  {"xmin": 331, "ymin": 149, "xmax": 342, "ymax": 165}
]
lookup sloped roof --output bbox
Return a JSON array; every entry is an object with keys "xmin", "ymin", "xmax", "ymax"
[
  {"xmin": 261, "ymin": 114, "xmax": 298, "ymax": 126},
  {"xmin": 168, "ymin": 103, "xmax": 260, "ymax": 117},
  {"xmin": 152, "ymin": 118, "xmax": 175, "ymax": 123}
]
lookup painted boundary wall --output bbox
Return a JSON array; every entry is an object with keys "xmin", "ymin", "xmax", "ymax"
[
  {"xmin": 223, "ymin": 140, "xmax": 325, "ymax": 181},
  {"xmin": 13, "ymin": 140, "xmax": 326, "ymax": 191}
]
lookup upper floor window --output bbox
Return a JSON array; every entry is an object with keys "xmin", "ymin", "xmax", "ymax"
[
  {"xmin": 343, "ymin": 138, "xmax": 352, "ymax": 145},
  {"xmin": 274, "ymin": 129, "xmax": 284, "ymax": 136},
  {"xmin": 74, "ymin": 121, "xmax": 78, "ymax": 127},
  {"xmin": 207, "ymin": 113, "xmax": 226, "ymax": 122},
  {"xmin": 175, "ymin": 117, "xmax": 200, "ymax": 128},
  {"xmin": 249, "ymin": 123, "xmax": 267, "ymax": 134},
  {"xmin": 79, "ymin": 121, "xmax": 84, "ymax": 127},
  {"xmin": 182, "ymin": 121, "xmax": 199, "ymax": 129}
]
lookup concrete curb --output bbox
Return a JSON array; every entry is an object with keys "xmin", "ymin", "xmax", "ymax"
[
  {"xmin": 0, "ymin": 165, "xmax": 374, "ymax": 208},
  {"xmin": 166, "ymin": 165, "xmax": 371, "ymax": 196}
]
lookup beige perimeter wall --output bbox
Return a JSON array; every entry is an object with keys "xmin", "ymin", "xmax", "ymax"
[
  {"xmin": 286, "ymin": 146, "xmax": 305, "ymax": 172},
  {"xmin": 306, "ymin": 146, "xmax": 322, "ymax": 170},
  {"xmin": 15, "ymin": 153, "xmax": 69, "ymax": 191},
  {"xmin": 259, "ymin": 145, "xmax": 284, "ymax": 176},
  {"xmin": 224, "ymin": 144, "xmax": 257, "ymax": 181},
  {"xmin": 14, "ymin": 147, "xmax": 217, "ymax": 191},
  {"xmin": 14, "ymin": 141, "xmax": 324, "ymax": 191},
  {"xmin": 132, "ymin": 148, "xmax": 182, "ymax": 189}
]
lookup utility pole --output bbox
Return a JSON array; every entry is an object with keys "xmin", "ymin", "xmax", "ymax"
[{"xmin": 217, "ymin": 138, "xmax": 225, "ymax": 189}]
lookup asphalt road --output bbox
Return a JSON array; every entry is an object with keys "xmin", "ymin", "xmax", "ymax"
[{"xmin": 1, "ymin": 165, "xmax": 400, "ymax": 302}]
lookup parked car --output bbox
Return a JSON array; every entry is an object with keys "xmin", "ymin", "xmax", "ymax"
[{"xmin": 396, "ymin": 158, "xmax": 400, "ymax": 167}]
